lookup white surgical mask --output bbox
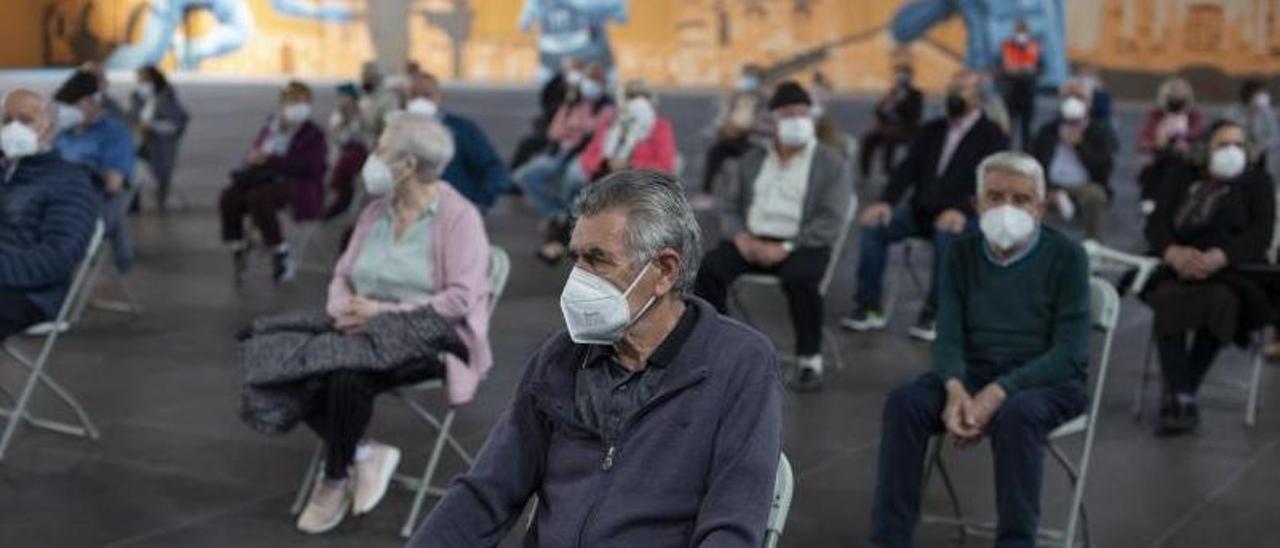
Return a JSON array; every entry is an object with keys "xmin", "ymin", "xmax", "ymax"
[
  {"xmin": 282, "ymin": 102, "xmax": 311, "ymax": 123},
  {"xmin": 0, "ymin": 122, "xmax": 40, "ymax": 159},
  {"xmin": 579, "ymin": 79, "xmax": 603, "ymax": 100},
  {"xmin": 559, "ymin": 263, "xmax": 655, "ymax": 345},
  {"xmin": 624, "ymin": 97, "xmax": 655, "ymax": 127},
  {"xmin": 1060, "ymin": 96, "xmax": 1087, "ymax": 121},
  {"xmin": 406, "ymin": 97, "xmax": 439, "ymax": 117},
  {"xmin": 56, "ymin": 103, "xmax": 84, "ymax": 130},
  {"xmin": 565, "ymin": 70, "xmax": 585, "ymax": 86},
  {"xmin": 136, "ymin": 82, "xmax": 155, "ymax": 100},
  {"xmin": 736, "ymin": 76, "xmax": 760, "ymax": 92},
  {"xmin": 980, "ymin": 205, "xmax": 1037, "ymax": 251},
  {"xmin": 1253, "ymin": 93, "xmax": 1271, "ymax": 109},
  {"xmin": 776, "ymin": 116, "xmax": 815, "ymax": 147},
  {"xmin": 1209, "ymin": 145, "xmax": 1247, "ymax": 181},
  {"xmin": 360, "ymin": 154, "xmax": 398, "ymax": 196}
]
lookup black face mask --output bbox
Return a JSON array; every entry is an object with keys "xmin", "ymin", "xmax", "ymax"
[
  {"xmin": 945, "ymin": 92, "xmax": 968, "ymax": 118},
  {"xmin": 1166, "ymin": 98, "xmax": 1187, "ymax": 113}
]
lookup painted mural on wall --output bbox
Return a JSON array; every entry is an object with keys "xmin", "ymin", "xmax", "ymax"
[{"xmin": 24, "ymin": 0, "xmax": 1280, "ymax": 98}]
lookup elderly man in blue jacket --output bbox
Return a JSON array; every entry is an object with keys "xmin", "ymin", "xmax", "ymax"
[
  {"xmin": 404, "ymin": 72, "xmax": 509, "ymax": 213},
  {"xmin": 0, "ymin": 89, "xmax": 102, "ymax": 339},
  {"xmin": 411, "ymin": 170, "xmax": 783, "ymax": 546}
]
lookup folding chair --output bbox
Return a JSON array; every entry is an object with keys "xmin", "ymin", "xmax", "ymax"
[
  {"xmin": 290, "ymin": 245, "xmax": 511, "ymax": 538},
  {"xmin": 728, "ymin": 196, "xmax": 858, "ymax": 371},
  {"xmin": 763, "ymin": 453, "xmax": 795, "ymax": 548},
  {"xmin": 1082, "ymin": 240, "xmax": 1266, "ymax": 426},
  {"xmin": 881, "ymin": 238, "xmax": 931, "ymax": 325},
  {"xmin": 921, "ymin": 277, "xmax": 1120, "ymax": 548},
  {"xmin": 0, "ymin": 221, "xmax": 106, "ymax": 461},
  {"xmin": 84, "ymin": 183, "xmax": 143, "ymax": 315}
]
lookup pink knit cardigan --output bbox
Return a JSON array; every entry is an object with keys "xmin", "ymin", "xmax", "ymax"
[{"xmin": 326, "ymin": 182, "xmax": 493, "ymax": 405}]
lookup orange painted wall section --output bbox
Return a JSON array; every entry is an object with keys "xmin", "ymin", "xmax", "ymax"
[{"xmin": 5, "ymin": 1, "xmax": 1280, "ymax": 94}]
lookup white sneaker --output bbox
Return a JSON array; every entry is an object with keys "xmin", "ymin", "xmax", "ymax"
[
  {"xmin": 296, "ymin": 476, "xmax": 352, "ymax": 534},
  {"xmin": 352, "ymin": 442, "xmax": 402, "ymax": 515}
]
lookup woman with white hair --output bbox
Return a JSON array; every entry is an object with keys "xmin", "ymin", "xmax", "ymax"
[{"xmin": 294, "ymin": 113, "xmax": 493, "ymax": 534}]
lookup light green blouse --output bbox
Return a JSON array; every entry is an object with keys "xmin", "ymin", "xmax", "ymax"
[{"xmin": 350, "ymin": 197, "xmax": 439, "ymax": 303}]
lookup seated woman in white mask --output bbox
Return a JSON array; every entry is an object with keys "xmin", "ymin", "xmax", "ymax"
[
  {"xmin": 576, "ymin": 79, "xmax": 678, "ymax": 183},
  {"xmin": 293, "ymin": 113, "xmax": 493, "ymax": 534}
]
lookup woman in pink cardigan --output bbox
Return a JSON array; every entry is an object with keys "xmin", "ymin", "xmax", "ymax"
[{"xmin": 295, "ymin": 113, "xmax": 493, "ymax": 534}]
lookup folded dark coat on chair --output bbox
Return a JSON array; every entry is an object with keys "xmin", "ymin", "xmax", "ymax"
[{"xmin": 238, "ymin": 307, "xmax": 468, "ymax": 433}]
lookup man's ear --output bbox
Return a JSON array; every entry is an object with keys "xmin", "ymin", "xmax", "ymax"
[{"xmin": 652, "ymin": 249, "xmax": 682, "ymax": 297}]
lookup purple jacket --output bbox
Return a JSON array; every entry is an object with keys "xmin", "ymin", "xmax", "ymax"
[
  {"xmin": 252, "ymin": 119, "xmax": 327, "ymax": 220},
  {"xmin": 411, "ymin": 297, "xmax": 783, "ymax": 547}
]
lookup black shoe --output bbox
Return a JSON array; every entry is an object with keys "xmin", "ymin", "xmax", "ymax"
[
  {"xmin": 786, "ymin": 366, "xmax": 824, "ymax": 393},
  {"xmin": 908, "ymin": 309, "xmax": 936, "ymax": 342},
  {"xmin": 1156, "ymin": 397, "xmax": 1199, "ymax": 437},
  {"xmin": 272, "ymin": 250, "xmax": 296, "ymax": 283},
  {"xmin": 232, "ymin": 246, "xmax": 250, "ymax": 286}
]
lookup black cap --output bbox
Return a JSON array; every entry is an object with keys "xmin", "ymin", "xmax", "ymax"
[
  {"xmin": 768, "ymin": 80, "xmax": 812, "ymax": 111},
  {"xmin": 53, "ymin": 69, "xmax": 100, "ymax": 104}
]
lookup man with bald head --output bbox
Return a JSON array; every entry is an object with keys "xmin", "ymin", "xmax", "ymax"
[
  {"xmin": 845, "ymin": 70, "xmax": 1009, "ymax": 342},
  {"xmin": 402, "ymin": 71, "xmax": 508, "ymax": 212},
  {"xmin": 0, "ymin": 89, "xmax": 101, "ymax": 339}
]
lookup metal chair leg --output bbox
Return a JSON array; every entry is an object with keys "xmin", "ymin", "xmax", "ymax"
[
  {"xmin": 922, "ymin": 437, "xmax": 966, "ymax": 542},
  {"xmin": 822, "ymin": 327, "xmax": 845, "ymax": 371},
  {"xmin": 1, "ymin": 344, "xmax": 100, "ymax": 443},
  {"xmin": 1049, "ymin": 442, "xmax": 1090, "ymax": 548},
  {"xmin": 1246, "ymin": 332, "xmax": 1266, "ymax": 427},
  {"xmin": 401, "ymin": 410, "xmax": 456, "ymax": 538},
  {"xmin": 291, "ymin": 442, "xmax": 324, "ymax": 515}
]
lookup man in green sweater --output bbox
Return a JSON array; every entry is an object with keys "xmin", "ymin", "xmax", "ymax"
[{"xmin": 870, "ymin": 151, "xmax": 1090, "ymax": 548}]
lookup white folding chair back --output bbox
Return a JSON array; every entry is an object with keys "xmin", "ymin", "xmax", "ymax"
[
  {"xmin": 921, "ymin": 277, "xmax": 1119, "ymax": 548},
  {"xmin": 291, "ymin": 245, "xmax": 512, "ymax": 538},
  {"xmin": 0, "ymin": 220, "xmax": 106, "ymax": 460},
  {"xmin": 1081, "ymin": 240, "xmax": 1160, "ymax": 296},
  {"xmin": 763, "ymin": 453, "xmax": 795, "ymax": 548}
]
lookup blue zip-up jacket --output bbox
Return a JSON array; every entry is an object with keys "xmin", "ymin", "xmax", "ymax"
[
  {"xmin": 441, "ymin": 112, "xmax": 509, "ymax": 213},
  {"xmin": 411, "ymin": 297, "xmax": 783, "ymax": 547},
  {"xmin": 0, "ymin": 151, "xmax": 102, "ymax": 318}
]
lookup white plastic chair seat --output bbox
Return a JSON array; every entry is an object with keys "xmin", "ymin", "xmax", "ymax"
[
  {"xmin": 23, "ymin": 322, "xmax": 70, "ymax": 337},
  {"xmin": 1049, "ymin": 414, "xmax": 1087, "ymax": 440}
]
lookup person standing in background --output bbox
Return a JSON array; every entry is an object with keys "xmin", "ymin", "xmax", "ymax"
[
  {"xmin": 998, "ymin": 19, "xmax": 1042, "ymax": 150},
  {"xmin": 128, "ymin": 65, "xmax": 190, "ymax": 211}
]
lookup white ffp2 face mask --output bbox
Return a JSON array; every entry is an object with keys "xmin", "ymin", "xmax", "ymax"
[
  {"xmin": 361, "ymin": 154, "xmax": 398, "ymax": 196},
  {"xmin": 980, "ymin": 205, "xmax": 1037, "ymax": 251},
  {"xmin": 1060, "ymin": 96, "xmax": 1087, "ymax": 121},
  {"xmin": 56, "ymin": 103, "xmax": 84, "ymax": 130},
  {"xmin": 1209, "ymin": 145, "xmax": 1247, "ymax": 181},
  {"xmin": 282, "ymin": 103, "xmax": 311, "ymax": 123},
  {"xmin": 776, "ymin": 116, "xmax": 815, "ymax": 147},
  {"xmin": 560, "ymin": 263, "xmax": 655, "ymax": 345},
  {"xmin": 1, "ymin": 122, "xmax": 40, "ymax": 159},
  {"xmin": 406, "ymin": 97, "xmax": 439, "ymax": 117}
]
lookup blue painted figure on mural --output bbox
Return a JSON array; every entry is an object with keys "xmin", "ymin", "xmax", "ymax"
[
  {"xmin": 891, "ymin": 0, "xmax": 1068, "ymax": 89},
  {"xmin": 105, "ymin": 0, "xmax": 357, "ymax": 71},
  {"xmin": 519, "ymin": 0, "xmax": 629, "ymax": 83}
]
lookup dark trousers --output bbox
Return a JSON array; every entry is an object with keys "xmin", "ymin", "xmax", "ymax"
[
  {"xmin": 701, "ymin": 135, "xmax": 753, "ymax": 193},
  {"xmin": 1003, "ymin": 75, "xmax": 1037, "ymax": 149},
  {"xmin": 854, "ymin": 207, "xmax": 973, "ymax": 313},
  {"xmin": 694, "ymin": 241, "xmax": 830, "ymax": 356},
  {"xmin": 1156, "ymin": 329, "xmax": 1224, "ymax": 397},
  {"xmin": 859, "ymin": 128, "xmax": 909, "ymax": 179},
  {"xmin": 219, "ymin": 182, "xmax": 292, "ymax": 247},
  {"xmin": 324, "ymin": 143, "xmax": 369, "ymax": 220},
  {"xmin": 0, "ymin": 290, "xmax": 44, "ymax": 340},
  {"xmin": 871, "ymin": 372, "xmax": 1086, "ymax": 548},
  {"xmin": 303, "ymin": 364, "xmax": 443, "ymax": 479}
]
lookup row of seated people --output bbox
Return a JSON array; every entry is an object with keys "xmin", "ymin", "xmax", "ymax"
[{"xmin": 217, "ymin": 67, "xmax": 508, "ymax": 284}]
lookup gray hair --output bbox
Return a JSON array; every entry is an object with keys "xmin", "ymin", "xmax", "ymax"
[
  {"xmin": 574, "ymin": 170, "xmax": 703, "ymax": 294},
  {"xmin": 976, "ymin": 151, "xmax": 1045, "ymax": 199},
  {"xmin": 383, "ymin": 112, "xmax": 454, "ymax": 181},
  {"xmin": 1156, "ymin": 76, "xmax": 1194, "ymax": 105}
]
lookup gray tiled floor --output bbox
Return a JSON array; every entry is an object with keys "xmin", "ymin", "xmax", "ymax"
[{"xmin": 0, "ymin": 72, "xmax": 1277, "ymax": 547}]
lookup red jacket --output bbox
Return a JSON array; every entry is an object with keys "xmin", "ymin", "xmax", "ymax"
[{"xmin": 578, "ymin": 114, "xmax": 677, "ymax": 177}]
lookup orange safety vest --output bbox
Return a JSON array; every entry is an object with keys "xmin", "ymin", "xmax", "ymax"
[{"xmin": 1001, "ymin": 39, "xmax": 1041, "ymax": 72}]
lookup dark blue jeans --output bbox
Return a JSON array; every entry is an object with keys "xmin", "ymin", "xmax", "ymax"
[
  {"xmin": 853, "ymin": 206, "xmax": 974, "ymax": 313},
  {"xmin": 870, "ymin": 369, "xmax": 1086, "ymax": 548}
]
